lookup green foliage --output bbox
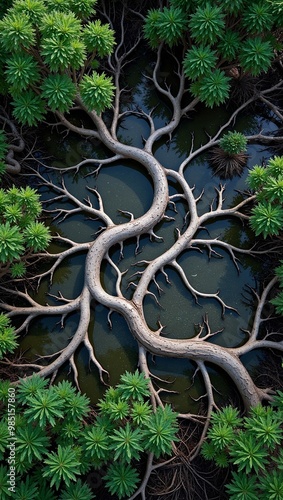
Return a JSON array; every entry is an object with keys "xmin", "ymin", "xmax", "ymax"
[
  {"xmin": 0, "ymin": 0, "xmax": 115, "ymax": 124},
  {"xmin": 43, "ymin": 445, "xmax": 81, "ymax": 490},
  {"xmin": 183, "ymin": 45, "xmax": 217, "ymax": 81},
  {"xmin": 219, "ymin": 131, "xmax": 247, "ymax": 155},
  {"xmin": 189, "ymin": 4, "xmax": 225, "ymax": 45},
  {"xmin": 250, "ymin": 202, "xmax": 283, "ymax": 239},
  {"xmin": 143, "ymin": 9, "xmax": 161, "ymax": 49},
  {"xmin": 104, "ymin": 462, "xmax": 139, "ymax": 500},
  {"xmin": 191, "ymin": 69, "xmax": 230, "ymax": 108},
  {"xmin": 23, "ymin": 221, "xmax": 52, "ymax": 251},
  {"xmin": 226, "ymin": 471, "xmax": 258, "ymax": 500},
  {"xmin": 17, "ymin": 423, "xmax": 49, "ymax": 462},
  {"xmin": 143, "ymin": 404, "xmax": 178, "ymax": 458},
  {"xmin": 79, "ymin": 72, "xmax": 115, "ymax": 115},
  {"xmin": 217, "ymin": 30, "xmax": 241, "ymax": 61},
  {"xmin": 0, "ymin": 184, "xmax": 51, "ymax": 276},
  {"xmin": 155, "ymin": 7, "xmax": 187, "ymax": 47},
  {"xmin": 0, "ymin": 371, "xmax": 178, "ymax": 498},
  {"xmin": 0, "ymin": 313, "xmax": 18, "ymax": 359},
  {"xmin": 117, "ymin": 369, "xmax": 151, "ymax": 401},
  {"xmin": 239, "ymin": 37, "xmax": 273, "ymax": 76},
  {"xmin": 247, "ymin": 156, "xmax": 283, "ymax": 239},
  {"xmin": 10, "ymin": 261, "xmax": 26, "ymax": 278},
  {"xmin": 0, "ymin": 222, "xmax": 24, "ymax": 262},
  {"xmin": 60, "ymin": 479, "xmax": 94, "ymax": 500},
  {"xmin": 41, "ymin": 73, "xmax": 76, "ymax": 112},
  {"xmin": 144, "ymin": 0, "xmax": 279, "ymax": 109},
  {"xmin": 82, "ymin": 20, "xmax": 115, "ymax": 56},
  {"xmin": 17, "ymin": 372, "xmax": 48, "ymax": 402},
  {"xmin": 0, "ymin": 12, "xmax": 35, "ymax": 52},
  {"xmin": 247, "ymin": 165, "xmax": 268, "ymax": 191},
  {"xmin": 12, "ymin": 90, "xmax": 46, "ymax": 126},
  {"xmin": 201, "ymin": 391, "xmax": 283, "ymax": 499},
  {"xmin": 24, "ymin": 387, "xmax": 64, "ymax": 427},
  {"xmin": 12, "ymin": 0, "xmax": 46, "ymax": 24},
  {"xmin": 242, "ymin": 2, "xmax": 274, "ymax": 34}
]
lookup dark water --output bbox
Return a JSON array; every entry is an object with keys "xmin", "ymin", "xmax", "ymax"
[{"xmin": 19, "ymin": 54, "xmax": 277, "ymax": 413}]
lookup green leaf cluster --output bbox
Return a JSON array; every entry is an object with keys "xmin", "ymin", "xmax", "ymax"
[
  {"xmin": 247, "ymin": 156, "xmax": 283, "ymax": 239},
  {"xmin": 0, "ymin": 313, "xmax": 18, "ymax": 359},
  {"xmin": 201, "ymin": 392, "xmax": 283, "ymax": 499},
  {"xmin": 0, "ymin": 370, "xmax": 178, "ymax": 499},
  {"xmin": 0, "ymin": 185, "xmax": 51, "ymax": 270},
  {"xmin": 144, "ymin": 0, "xmax": 279, "ymax": 108},
  {"xmin": 219, "ymin": 131, "xmax": 247, "ymax": 155},
  {"xmin": 0, "ymin": 0, "xmax": 115, "ymax": 124}
]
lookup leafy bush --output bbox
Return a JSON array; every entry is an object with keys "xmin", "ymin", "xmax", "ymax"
[
  {"xmin": 209, "ymin": 131, "xmax": 248, "ymax": 178},
  {"xmin": 0, "ymin": 371, "xmax": 178, "ymax": 499},
  {"xmin": 247, "ymin": 156, "xmax": 283, "ymax": 238},
  {"xmin": 144, "ymin": 0, "xmax": 280, "ymax": 108},
  {"xmin": 219, "ymin": 131, "xmax": 247, "ymax": 155},
  {"xmin": 0, "ymin": 313, "xmax": 17, "ymax": 359},
  {"xmin": 201, "ymin": 390, "xmax": 283, "ymax": 499},
  {"xmin": 0, "ymin": 185, "xmax": 51, "ymax": 274},
  {"xmin": 0, "ymin": 0, "xmax": 115, "ymax": 125}
]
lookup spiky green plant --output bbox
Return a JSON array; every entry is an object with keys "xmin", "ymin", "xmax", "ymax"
[
  {"xmin": 41, "ymin": 74, "xmax": 76, "ymax": 112},
  {"xmin": 143, "ymin": 9, "xmax": 161, "ymax": 49},
  {"xmin": 117, "ymin": 370, "xmax": 150, "ymax": 401},
  {"xmin": 189, "ymin": 4, "xmax": 225, "ymax": 45},
  {"xmin": 24, "ymin": 388, "xmax": 65, "ymax": 427},
  {"xmin": 79, "ymin": 72, "xmax": 115, "ymax": 114},
  {"xmin": 247, "ymin": 165, "xmax": 268, "ymax": 190},
  {"xmin": 43, "ymin": 445, "xmax": 81, "ymax": 490},
  {"xmin": 0, "ymin": 371, "xmax": 178, "ymax": 498},
  {"xmin": 0, "ymin": 313, "xmax": 18, "ymax": 358},
  {"xmin": 0, "ymin": 222, "xmax": 24, "ymax": 262},
  {"xmin": 12, "ymin": 90, "xmax": 45, "ymax": 126},
  {"xmin": 143, "ymin": 404, "xmax": 178, "ymax": 458},
  {"xmin": 201, "ymin": 391, "xmax": 283, "ymax": 499},
  {"xmin": 104, "ymin": 462, "xmax": 139, "ymax": 500},
  {"xmin": 83, "ymin": 19, "xmax": 115, "ymax": 56},
  {"xmin": 242, "ymin": 2, "xmax": 273, "ymax": 34},
  {"xmin": 82, "ymin": 424, "xmax": 110, "ymax": 461},
  {"xmin": 0, "ymin": 12, "xmax": 35, "ymax": 51},
  {"xmin": 183, "ymin": 45, "xmax": 217, "ymax": 81},
  {"xmin": 110, "ymin": 422, "xmax": 143, "ymax": 463},
  {"xmin": 155, "ymin": 7, "xmax": 188, "ymax": 47},
  {"xmin": 191, "ymin": 69, "xmax": 230, "ymax": 108},
  {"xmin": 17, "ymin": 423, "xmax": 50, "ymax": 462},
  {"xmin": 250, "ymin": 202, "xmax": 283, "ymax": 238},
  {"xmin": 17, "ymin": 372, "xmax": 48, "ymax": 402},
  {"xmin": 24, "ymin": 221, "xmax": 52, "ymax": 251},
  {"xmin": 219, "ymin": 132, "xmax": 247, "ymax": 155},
  {"xmin": 10, "ymin": 261, "xmax": 26, "ymax": 278},
  {"xmin": 239, "ymin": 37, "xmax": 273, "ymax": 76},
  {"xmin": 59, "ymin": 479, "xmax": 94, "ymax": 500},
  {"xmin": 225, "ymin": 471, "xmax": 258, "ymax": 500}
]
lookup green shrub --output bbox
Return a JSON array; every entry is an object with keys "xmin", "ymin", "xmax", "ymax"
[
  {"xmin": 201, "ymin": 391, "xmax": 283, "ymax": 499},
  {"xmin": 219, "ymin": 131, "xmax": 247, "ymax": 155},
  {"xmin": 247, "ymin": 156, "xmax": 283, "ymax": 239}
]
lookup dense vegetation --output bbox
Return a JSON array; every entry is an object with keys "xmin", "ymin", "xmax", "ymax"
[
  {"xmin": 202, "ymin": 390, "xmax": 283, "ymax": 499},
  {"xmin": 0, "ymin": 371, "xmax": 178, "ymax": 498},
  {"xmin": 0, "ymin": 0, "xmax": 283, "ymax": 498}
]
